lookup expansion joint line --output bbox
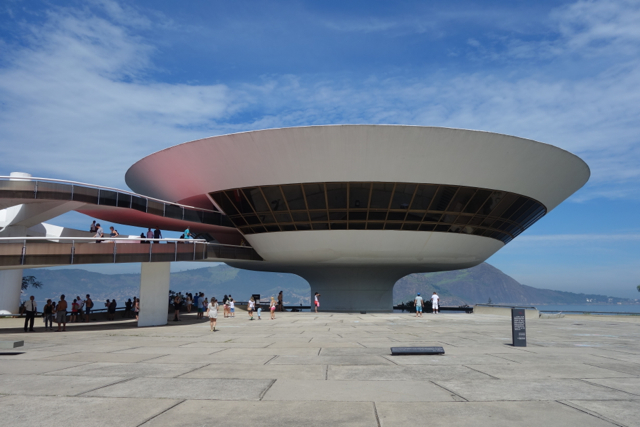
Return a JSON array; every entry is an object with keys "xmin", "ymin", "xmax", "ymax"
[
  {"xmin": 462, "ymin": 365, "xmax": 500, "ymax": 380},
  {"xmin": 77, "ymin": 377, "xmax": 137, "ymax": 397},
  {"xmin": 264, "ymin": 355, "xmax": 278, "ymax": 365},
  {"xmin": 325, "ymin": 365, "xmax": 329, "ymax": 380},
  {"xmin": 430, "ymin": 380, "xmax": 468, "ymax": 402},
  {"xmin": 137, "ymin": 399, "xmax": 186, "ymax": 426},
  {"xmin": 372, "ymin": 402, "xmax": 382, "ymax": 427},
  {"xmin": 556, "ymin": 401, "xmax": 626, "ymax": 427},
  {"xmin": 259, "ymin": 379, "xmax": 277, "ymax": 401}
]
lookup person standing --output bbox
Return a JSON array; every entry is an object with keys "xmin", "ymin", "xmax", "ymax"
[
  {"xmin": 84, "ymin": 294, "xmax": 93, "ymax": 322},
  {"xmin": 314, "ymin": 292, "xmax": 320, "ymax": 313},
  {"xmin": 146, "ymin": 227, "xmax": 154, "ymax": 242},
  {"xmin": 248, "ymin": 297, "xmax": 255, "ymax": 320},
  {"xmin": 193, "ymin": 292, "xmax": 201, "ymax": 319},
  {"xmin": 277, "ymin": 291, "xmax": 283, "ymax": 312},
  {"xmin": 71, "ymin": 298, "xmax": 79, "ymax": 322},
  {"xmin": 183, "ymin": 228, "xmax": 192, "ymax": 240},
  {"xmin": 23, "ymin": 295, "xmax": 37, "ymax": 332},
  {"xmin": 134, "ymin": 297, "xmax": 140, "ymax": 321},
  {"xmin": 173, "ymin": 294, "xmax": 182, "ymax": 321},
  {"xmin": 43, "ymin": 299, "xmax": 54, "ymax": 330},
  {"xmin": 414, "ymin": 293, "xmax": 424, "ymax": 318},
  {"xmin": 256, "ymin": 300, "xmax": 262, "ymax": 320},
  {"xmin": 207, "ymin": 298, "xmax": 219, "ymax": 332},
  {"xmin": 153, "ymin": 227, "xmax": 163, "ymax": 241},
  {"xmin": 229, "ymin": 298, "xmax": 235, "ymax": 318},
  {"xmin": 90, "ymin": 220, "xmax": 97, "ymax": 233},
  {"xmin": 186, "ymin": 293, "xmax": 193, "ymax": 313},
  {"xmin": 431, "ymin": 292, "xmax": 440, "ymax": 314},
  {"xmin": 270, "ymin": 297, "xmax": 277, "ymax": 320},
  {"xmin": 56, "ymin": 294, "xmax": 68, "ymax": 331},
  {"xmin": 124, "ymin": 299, "xmax": 132, "ymax": 318}
]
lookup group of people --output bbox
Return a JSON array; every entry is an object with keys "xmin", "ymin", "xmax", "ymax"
[
  {"xmin": 246, "ymin": 296, "xmax": 278, "ymax": 320},
  {"xmin": 139, "ymin": 227, "xmax": 163, "ymax": 243},
  {"xmin": 414, "ymin": 292, "xmax": 440, "ymax": 317},
  {"xmin": 22, "ymin": 293, "xmax": 142, "ymax": 332},
  {"xmin": 90, "ymin": 220, "xmax": 121, "ymax": 243}
]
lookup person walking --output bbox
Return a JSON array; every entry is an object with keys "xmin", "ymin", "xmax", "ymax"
[
  {"xmin": 248, "ymin": 297, "xmax": 255, "ymax": 320},
  {"xmin": 43, "ymin": 299, "xmax": 54, "ymax": 330},
  {"xmin": 256, "ymin": 300, "xmax": 262, "ymax": 320},
  {"xmin": 314, "ymin": 292, "xmax": 320, "ymax": 313},
  {"xmin": 94, "ymin": 224, "xmax": 104, "ymax": 243},
  {"xmin": 414, "ymin": 293, "xmax": 424, "ymax": 317},
  {"xmin": 206, "ymin": 298, "xmax": 219, "ymax": 332},
  {"xmin": 56, "ymin": 295, "xmax": 68, "ymax": 332},
  {"xmin": 270, "ymin": 297, "xmax": 276, "ymax": 320},
  {"xmin": 23, "ymin": 296, "xmax": 37, "ymax": 332},
  {"xmin": 431, "ymin": 292, "xmax": 440, "ymax": 314},
  {"xmin": 277, "ymin": 291, "xmax": 283, "ymax": 312}
]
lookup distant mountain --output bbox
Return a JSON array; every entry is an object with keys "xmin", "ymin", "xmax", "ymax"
[{"xmin": 23, "ymin": 263, "xmax": 632, "ymax": 306}]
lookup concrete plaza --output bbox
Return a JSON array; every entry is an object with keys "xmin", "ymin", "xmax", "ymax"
[{"xmin": 0, "ymin": 311, "xmax": 639, "ymax": 426}]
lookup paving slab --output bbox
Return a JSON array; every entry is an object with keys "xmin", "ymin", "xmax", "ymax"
[
  {"xmin": 45, "ymin": 351, "xmax": 165, "ymax": 363},
  {"xmin": 434, "ymin": 378, "xmax": 639, "ymax": 401},
  {"xmin": 376, "ymin": 401, "xmax": 618, "ymax": 426},
  {"xmin": 182, "ymin": 363, "xmax": 327, "ymax": 380},
  {"xmin": 262, "ymin": 379, "xmax": 455, "ymax": 402},
  {"xmin": 0, "ymin": 359, "xmax": 89, "ymax": 375},
  {"xmin": 146, "ymin": 353, "xmax": 275, "ymax": 364},
  {"xmin": 0, "ymin": 395, "xmax": 180, "ymax": 427},
  {"xmin": 329, "ymin": 364, "xmax": 493, "ymax": 381},
  {"xmin": 144, "ymin": 400, "xmax": 378, "ymax": 426},
  {"xmin": 0, "ymin": 374, "xmax": 126, "ymax": 396},
  {"xmin": 269, "ymin": 355, "xmax": 394, "ymax": 365},
  {"xmin": 465, "ymin": 363, "xmax": 632, "ymax": 379},
  {"xmin": 388, "ymin": 354, "xmax": 513, "ymax": 365},
  {"xmin": 565, "ymin": 399, "xmax": 640, "ymax": 426},
  {"xmin": 584, "ymin": 377, "xmax": 640, "ymax": 396},
  {"xmin": 586, "ymin": 363, "xmax": 640, "ymax": 376},
  {"xmin": 44, "ymin": 362, "xmax": 207, "ymax": 378},
  {"xmin": 84, "ymin": 377, "xmax": 273, "ymax": 400}
]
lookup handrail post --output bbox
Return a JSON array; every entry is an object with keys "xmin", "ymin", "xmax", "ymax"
[
  {"xmin": 34, "ymin": 180, "xmax": 38, "ymax": 199},
  {"xmin": 193, "ymin": 240, "xmax": 196, "ymax": 260},
  {"xmin": 174, "ymin": 240, "xmax": 177, "ymax": 262},
  {"xmin": 113, "ymin": 240, "xmax": 117, "ymax": 263},
  {"xmin": 71, "ymin": 240, "xmax": 75, "ymax": 264},
  {"xmin": 21, "ymin": 239, "xmax": 26, "ymax": 265},
  {"xmin": 149, "ymin": 239, "xmax": 153, "ymax": 262}
]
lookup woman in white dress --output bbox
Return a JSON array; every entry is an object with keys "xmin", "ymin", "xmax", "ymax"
[{"xmin": 206, "ymin": 298, "xmax": 218, "ymax": 331}]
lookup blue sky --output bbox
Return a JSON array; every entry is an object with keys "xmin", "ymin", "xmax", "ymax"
[{"xmin": 1, "ymin": 0, "xmax": 638, "ymax": 298}]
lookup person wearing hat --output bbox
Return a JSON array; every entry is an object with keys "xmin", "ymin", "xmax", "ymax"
[{"xmin": 414, "ymin": 293, "xmax": 424, "ymax": 317}]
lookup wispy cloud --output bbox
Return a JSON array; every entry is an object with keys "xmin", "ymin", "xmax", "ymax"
[{"xmin": 0, "ymin": 0, "xmax": 638, "ymax": 203}]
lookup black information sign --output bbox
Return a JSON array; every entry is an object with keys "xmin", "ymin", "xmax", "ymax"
[{"xmin": 511, "ymin": 308, "xmax": 527, "ymax": 347}]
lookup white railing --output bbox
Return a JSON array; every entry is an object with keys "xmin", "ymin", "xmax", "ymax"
[
  {"xmin": 0, "ymin": 236, "xmax": 260, "ymax": 264},
  {"xmin": 0, "ymin": 175, "xmax": 218, "ymax": 213}
]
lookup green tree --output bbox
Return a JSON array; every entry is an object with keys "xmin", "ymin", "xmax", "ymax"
[
  {"xmin": 21, "ymin": 276, "xmax": 43, "ymax": 290},
  {"xmin": 637, "ymin": 285, "xmax": 640, "ymax": 292}
]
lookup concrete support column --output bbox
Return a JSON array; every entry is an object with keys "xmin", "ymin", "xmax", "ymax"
[
  {"xmin": 298, "ymin": 266, "xmax": 407, "ymax": 313},
  {"xmin": 0, "ymin": 269, "xmax": 23, "ymax": 314},
  {"xmin": 138, "ymin": 262, "xmax": 170, "ymax": 327}
]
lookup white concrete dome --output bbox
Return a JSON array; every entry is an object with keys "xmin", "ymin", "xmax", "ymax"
[{"xmin": 126, "ymin": 125, "xmax": 590, "ymax": 312}]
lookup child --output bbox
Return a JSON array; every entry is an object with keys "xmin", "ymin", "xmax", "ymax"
[{"xmin": 256, "ymin": 300, "xmax": 262, "ymax": 320}]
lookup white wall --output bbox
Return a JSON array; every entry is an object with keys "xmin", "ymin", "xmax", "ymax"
[
  {"xmin": 138, "ymin": 262, "xmax": 170, "ymax": 327},
  {"xmin": 0, "ymin": 269, "xmax": 23, "ymax": 314}
]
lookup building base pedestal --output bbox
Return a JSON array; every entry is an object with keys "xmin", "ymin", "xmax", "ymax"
[
  {"xmin": 0, "ymin": 269, "xmax": 23, "ymax": 314},
  {"xmin": 298, "ymin": 267, "xmax": 407, "ymax": 313},
  {"xmin": 138, "ymin": 263, "xmax": 170, "ymax": 327}
]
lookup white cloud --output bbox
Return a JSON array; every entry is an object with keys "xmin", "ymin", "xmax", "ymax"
[{"xmin": 0, "ymin": 0, "xmax": 638, "ymax": 203}]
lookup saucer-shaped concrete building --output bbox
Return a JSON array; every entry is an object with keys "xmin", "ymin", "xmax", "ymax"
[{"xmin": 126, "ymin": 125, "xmax": 590, "ymax": 312}]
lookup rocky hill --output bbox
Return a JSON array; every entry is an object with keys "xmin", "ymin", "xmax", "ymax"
[{"xmin": 23, "ymin": 263, "xmax": 630, "ymax": 306}]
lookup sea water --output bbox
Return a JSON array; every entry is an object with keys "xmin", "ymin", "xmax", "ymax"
[{"xmin": 537, "ymin": 304, "xmax": 640, "ymax": 314}]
